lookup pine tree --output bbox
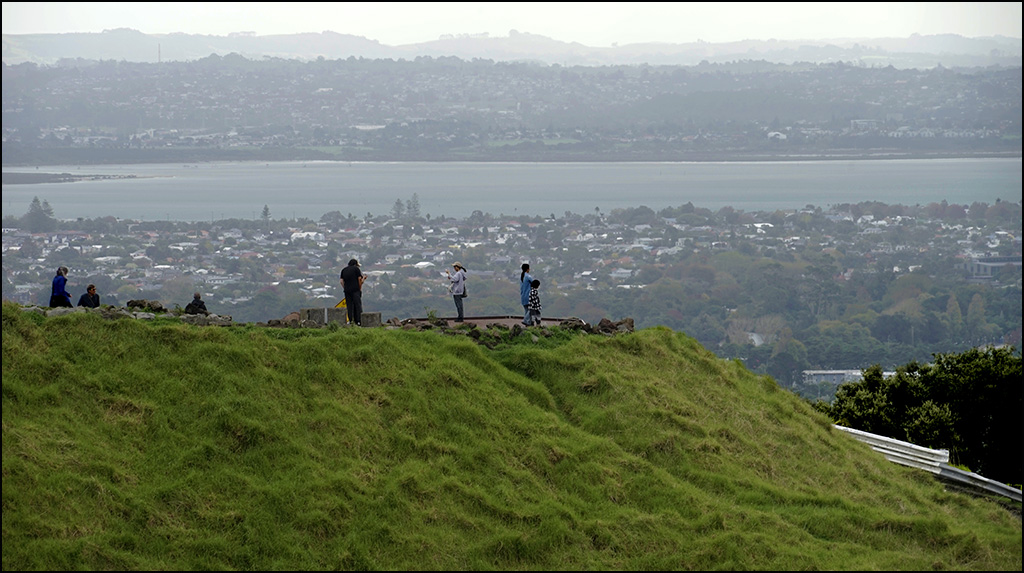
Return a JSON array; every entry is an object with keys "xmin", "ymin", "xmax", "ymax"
[
  {"xmin": 22, "ymin": 196, "xmax": 57, "ymax": 233},
  {"xmin": 406, "ymin": 193, "xmax": 421, "ymax": 218},
  {"xmin": 261, "ymin": 205, "xmax": 271, "ymax": 230}
]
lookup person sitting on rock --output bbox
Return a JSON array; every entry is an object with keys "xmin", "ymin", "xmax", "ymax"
[
  {"xmin": 77, "ymin": 284, "xmax": 100, "ymax": 308},
  {"xmin": 184, "ymin": 292, "xmax": 209, "ymax": 315}
]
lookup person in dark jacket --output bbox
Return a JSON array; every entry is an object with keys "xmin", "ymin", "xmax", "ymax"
[
  {"xmin": 184, "ymin": 292, "xmax": 209, "ymax": 315},
  {"xmin": 50, "ymin": 266, "xmax": 72, "ymax": 307},
  {"xmin": 339, "ymin": 258, "xmax": 365, "ymax": 326},
  {"xmin": 77, "ymin": 284, "xmax": 100, "ymax": 308}
]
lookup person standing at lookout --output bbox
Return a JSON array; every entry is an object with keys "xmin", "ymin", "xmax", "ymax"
[
  {"xmin": 519, "ymin": 263, "xmax": 533, "ymax": 326},
  {"xmin": 340, "ymin": 258, "xmax": 365, "ymax": 326},
  {"xmin": 447, "ymin": 262, "xmax": 467, "ymax": 323}
]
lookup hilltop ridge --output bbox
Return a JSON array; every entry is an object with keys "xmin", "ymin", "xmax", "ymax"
[
  {"xmin": 3, "ymin": 29, "xmax": 1020, "ymax": 67},
  {"xmin": 2, "ymin": 302, "xmax": 1020, "ymax": 569}
]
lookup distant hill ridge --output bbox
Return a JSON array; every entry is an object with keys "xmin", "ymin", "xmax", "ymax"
[
  {"xmin": 3, "ymin": 28, "xmax": 1021, "ymax": 67},
  {"xmin": 2, "ymin": 301, "xmax": 1020, "ymax": 569}
]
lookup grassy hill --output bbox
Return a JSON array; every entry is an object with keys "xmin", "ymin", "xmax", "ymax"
[{"xmin": 2, "ymin": 302, "xmax": 1020, "ymax": 570}]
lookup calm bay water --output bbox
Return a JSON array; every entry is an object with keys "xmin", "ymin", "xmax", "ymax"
[{"xmin": 3, "ymin": 159, "xmax": 1021, "ymax": 222}]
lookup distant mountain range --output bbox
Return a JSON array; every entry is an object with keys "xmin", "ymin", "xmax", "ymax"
[{"xmin": 3, "ymin": 28, "xmax": 1021, "ymax": 68}]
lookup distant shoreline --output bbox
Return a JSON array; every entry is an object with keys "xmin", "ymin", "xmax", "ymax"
[
  {"xmin": 0, "ymin": 172, "xmax": 153, "ymax": 185},
  {"xmin": 3, "ymin": 150, "xmax": 1021, "ymax": 180}
]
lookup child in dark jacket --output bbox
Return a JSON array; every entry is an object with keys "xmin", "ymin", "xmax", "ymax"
[{"xmin": 527, "ymin": 279, "xmax": 542, "ymax": 326}]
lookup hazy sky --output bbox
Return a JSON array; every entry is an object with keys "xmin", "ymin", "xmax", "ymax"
[{"xmin": 3, "ymin": 2, "xmax": 1021, "ymax": 46}]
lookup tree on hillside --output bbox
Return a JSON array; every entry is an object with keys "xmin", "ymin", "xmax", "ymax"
[
  {"xmin": 819, "ymin": 346, "xmax": 1022, "ymax": 484},
  {"xmin": 21, "ymin": 196, "xmax": 57, "ymax": 233}
]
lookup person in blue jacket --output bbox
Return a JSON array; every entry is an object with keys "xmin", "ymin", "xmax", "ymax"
[
  {"xmin": 519, "ymin": 263, "xmax": 533, "ymax": 326},
  {"xmin": 50, "ymin": 266, "xmax": 72, "ymax": 307}
]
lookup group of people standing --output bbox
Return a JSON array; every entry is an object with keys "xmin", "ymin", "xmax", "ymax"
[
  {"xmin": 49, "ymin": 266, "xmax": 100, "ymax": 309},
  {"xmin": 448, "ymin": 261, "xmax": 543, "ymax": 325},
  {"xmin": 448, "ymin": 261, "xmax": 542, "ymax": 325},
  {"xmin": 339, "ymin": 259, "xmax": 542, "ymax": 327}
]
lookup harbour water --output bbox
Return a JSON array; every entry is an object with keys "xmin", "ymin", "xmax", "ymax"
[{"xmin": 2, "ymin": 158, "xmax": 1020, "ymax": 222}]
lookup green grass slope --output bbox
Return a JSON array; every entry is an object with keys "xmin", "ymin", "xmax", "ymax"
[{"xmin": 2, "ymin": 302, "xmax": 1021, "ymax": 570}]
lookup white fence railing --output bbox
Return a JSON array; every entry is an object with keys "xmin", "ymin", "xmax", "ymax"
[{"xmin": 834, "ymin": 425, "xmax": 1021, "ymax": 503}]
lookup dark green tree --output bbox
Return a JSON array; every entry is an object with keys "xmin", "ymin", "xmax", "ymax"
[{"xmin": 822, "ymin": 347, "xmax": 1022, "ymax": 484}]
